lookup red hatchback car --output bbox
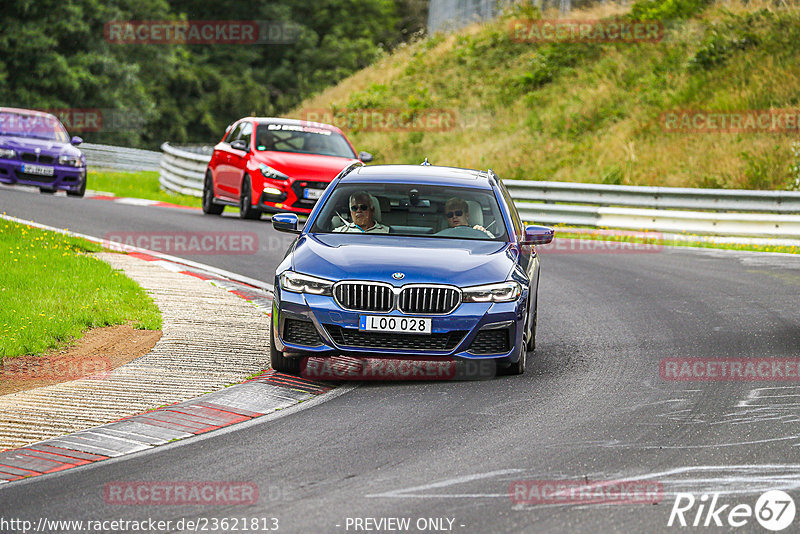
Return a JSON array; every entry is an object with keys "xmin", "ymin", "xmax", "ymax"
[{"xmin": 203, "ymin": 117, "xmax": 372, "ymax": 219}]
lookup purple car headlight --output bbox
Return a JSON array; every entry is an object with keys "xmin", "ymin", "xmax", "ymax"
[
  {"xmin": 462, "ymin": 281, "xmax": 521, "ymax": 303},
  {"xmin": 58, "ymin": 154, "xmax": 84, "ymax": 167},
  {"xmin": 0, "ymin": 148, "xmax": 15, "ymax": 159}
]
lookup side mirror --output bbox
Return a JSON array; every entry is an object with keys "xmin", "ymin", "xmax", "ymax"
[
  {"xmin": 230, "ymin": 139, "xmax": 248, "ymax": 152},
  {"xmin": 71, "ymin": 136, "xmax": 83, "ymax": 146},
  {"xmin": 358, "ymin": 151, "xmax": 373, "ymax": 163},
  {"xmin": 522, "ymin": 225, "xmax": 554, "ymax": 245},
  {"xmin": 272, "ymin": 213, "xmax": 301, "ymax": 234}
]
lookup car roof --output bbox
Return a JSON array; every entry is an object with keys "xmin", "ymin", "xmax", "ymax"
[
  {"xmin": 340, "ymin": 164, "xmax": 495, "ymax": 189},
  {"xmin": 243, "ymin": 116, "xmax": 345, "ymax": 135},
  {"xmin": 0, "ymin": 107, "xmax": 57, "ymax": 118}
]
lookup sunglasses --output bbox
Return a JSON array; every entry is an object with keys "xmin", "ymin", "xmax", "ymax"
[
  {"xmin": 446, "ymin": 210, "xmax": 464, "ymax": 218},
  {"xmin": 350, "ymin": 203, "xmax": 370, "ymax": 212}
]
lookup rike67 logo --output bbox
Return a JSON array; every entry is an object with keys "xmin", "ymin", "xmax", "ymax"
[{"xmin": 668, "ymin": 490, "xmax": 796, "ymax": 531}]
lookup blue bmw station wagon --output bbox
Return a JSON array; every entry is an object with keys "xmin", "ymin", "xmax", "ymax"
[{"xmin": 270, "ymin": 163, "xmax": 554, "ymax": 377}]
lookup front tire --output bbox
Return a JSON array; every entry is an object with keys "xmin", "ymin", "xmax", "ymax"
[
  {"xmin": 499, "ymin": 338, "xmax": 526, "ymax": 376},
  {"xmin": 527, "ymin": 303, "xmax": 537, "ymax": 352},
  {"xmin": 202, "ymin": 172, "xmax": 223, "ymax": 215},
  {"xmin": 239, "ymin": 175, "xmax": 260, "ymax": 220},
  {"xmin": 270, "ymin": 328, "xmax": 301, "ymax": 374},
  {"xmin": 66, "ymin": 179, "xmax": 86, "ymax": 198}
]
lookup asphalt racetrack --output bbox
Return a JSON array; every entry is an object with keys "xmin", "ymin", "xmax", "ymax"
[{"xmin": 2, "ymin": 186, "xmax": 799, "ymax": 533}]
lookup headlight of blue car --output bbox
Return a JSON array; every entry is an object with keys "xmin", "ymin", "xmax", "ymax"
[
  {"xmin": 280, "ymin": 271, "xmax": 334, "ymax": 295},
  {"xmin": 0, "ymin": 148, "xmax": 16, "ymax": 159},
  {"xmin": 461, "ymin": 281, "xmax": 521, "ymax": 303}
]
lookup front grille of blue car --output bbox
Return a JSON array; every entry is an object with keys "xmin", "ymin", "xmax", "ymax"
[
  {"xmin": 334, "ymin": 282, "xmax": 394, "ymax": 312},
  {"xmin": 283, "ymin": 318, "xmax": 323, "ymax": 347},
  {"xmin": 324, "ymin": 325, "xmax": 466, "ymax": 351},
  {"xmin": 334, "ymin": 282, "xmax": 460, "ymax": 315},
  {"xmin": 398, "ymin": 286, "xmax": 460, "ymax": 315},
  {"xmin": 467, "ymin": 329, "xmax": 511, "ymax": 355}
]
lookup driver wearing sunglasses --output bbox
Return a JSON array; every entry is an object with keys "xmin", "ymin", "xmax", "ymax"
[
  {"xmin": 334, "ymin": 191, "xmax": 390, "ymax": 233},
  {"xmin": 445, "ymin": 197, "xmax": 493, "ymax": 237}
]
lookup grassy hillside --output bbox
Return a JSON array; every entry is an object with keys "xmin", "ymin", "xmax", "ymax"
[{"xmin": 291, "ymin": 0, "xmax": 800, "ymax": 190}]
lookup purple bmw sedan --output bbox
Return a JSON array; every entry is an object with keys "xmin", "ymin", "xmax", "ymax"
[{"xmin": 0, "ymin": 107, "xmax": 86, "ymax": 197}]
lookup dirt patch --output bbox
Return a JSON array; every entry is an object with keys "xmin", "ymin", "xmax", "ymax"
[{"xmin": 0, "ymin": 325, "xmax": 161, "ymax": 396}]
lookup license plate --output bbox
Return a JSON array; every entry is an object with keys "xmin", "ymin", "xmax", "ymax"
[
  {"xmin": 21, "ymin": 164, "xmax": 54, "ymax": 176},
  {"xmin": 360, "ymin": 316, "xmax": 432, "ymax": 334},
  {"xmin": 303, "ymin": 188, "xmax": 323, "ymax": 200}
]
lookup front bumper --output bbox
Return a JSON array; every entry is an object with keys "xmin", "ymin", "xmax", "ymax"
[
  {"xmin": 0, "ymin": 160, "xmax": 85, "ymax": 192},
  {"xmin": 272, "ymin": 287, "xmax": 527, "ymax": 362},
  {"xmin": 256, "ymin": 178, "xmax": 328, "ymax": 215}
]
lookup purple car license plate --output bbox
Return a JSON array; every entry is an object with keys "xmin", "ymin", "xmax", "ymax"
[{"xmin": 21, "ymin": 164, "xmax": 54, "ymax": 176}]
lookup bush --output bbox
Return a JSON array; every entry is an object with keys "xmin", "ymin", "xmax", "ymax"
[{"xmin": 630, "ymin": 0, "xmax": 713, "ymax": 21}]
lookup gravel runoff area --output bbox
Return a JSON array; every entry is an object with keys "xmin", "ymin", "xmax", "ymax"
[{"xmin": 0, "ymin": 253, "xmax": 271, "ymax": 451}]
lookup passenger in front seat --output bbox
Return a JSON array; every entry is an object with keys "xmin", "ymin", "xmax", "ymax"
[{"xmin": 445, "ymin": 197, "xmax": 493, "ymax": 237}]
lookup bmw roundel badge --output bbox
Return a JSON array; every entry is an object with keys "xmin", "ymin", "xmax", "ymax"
[{"xmin": 392, "ymin": 272, "xmax": 405, "ymax": 280}]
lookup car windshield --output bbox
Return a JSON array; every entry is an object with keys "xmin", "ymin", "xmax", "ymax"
[
  {"xmin": 310, "ymin": 182, "xmax": 509, "ymax": 241},
  {"xmin": 0, "ymin": 111, "xmax": 69, "ymax": 142},
  {"xmin": 254, "ymin": 123, "xmax": 355, "ymax": 158}
]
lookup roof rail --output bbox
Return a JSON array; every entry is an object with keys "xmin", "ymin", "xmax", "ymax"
[{"xmin": 338, "ymin": 161, "xmax": 364, "ymax": 179}]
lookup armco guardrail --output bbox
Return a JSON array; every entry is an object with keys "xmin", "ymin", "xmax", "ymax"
[
  {"xmin": 507, "ymin": 180, "xmax": 800, "ymax": 213},
  {"xmin": 507, "ymin": 180, "xmax": 800, "ymax": 238},
  {"xmin": 159, "ymin": 143, "xmax": 213, "ymax": 198},
  {"xmin": 81, "ymin": 143, "xmax": 161, "ymax": 172},
  {"xmin": 157, "ymin": 143, "xmax": 800, "ymax": 238}
]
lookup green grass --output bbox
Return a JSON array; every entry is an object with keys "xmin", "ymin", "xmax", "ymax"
[
  {"xmin": 88, "ymin": 169, "xmax": 200, "ymax": 208},
  {"xmin": 549, "ymin": 226, "xmax": 800, "ymax": 254},
  {"xmin": 294, "ymin": 0, "xmax": 800, "ymax": 191},
  {"xmin": 0, "ymin": 219, "xmax": 162, "ymax": 358}
]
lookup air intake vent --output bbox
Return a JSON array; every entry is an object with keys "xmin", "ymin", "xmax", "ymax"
[
  {"xmin": 467, "ymin": 329, "xmax": 511, "ymax": 355},
  {"xmin": 324, "ymin": 325, "xmax": 465, "ymax": 351},
  {"xmin": 283, "ymin": 318, "xmax": 322, "ymax": 347}
]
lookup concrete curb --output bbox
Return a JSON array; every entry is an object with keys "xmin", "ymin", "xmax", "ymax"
[{"xmin": 0, "ymin": 222, "xmax": 338, "ymax": 485}]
